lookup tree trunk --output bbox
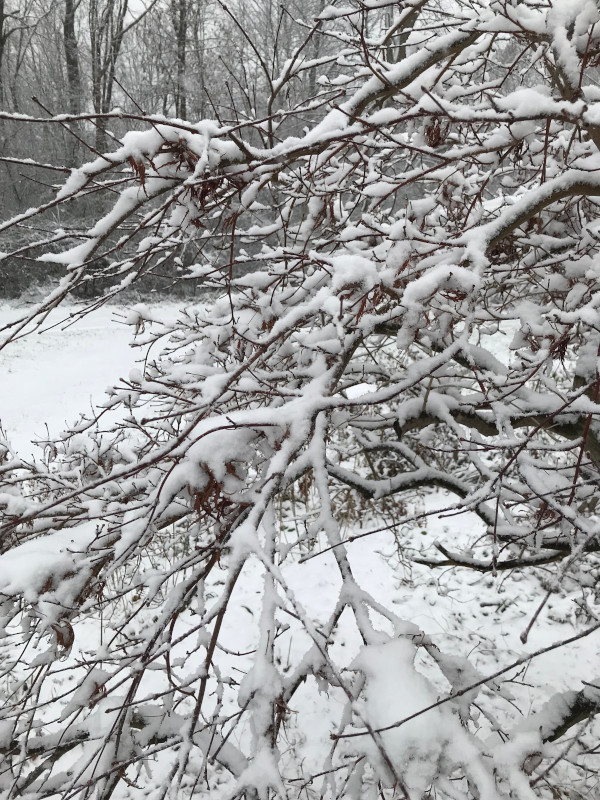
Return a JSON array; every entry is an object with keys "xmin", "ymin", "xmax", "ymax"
[
  {"xmin": 171, "ymin": 0, "xmax": 187, "ymax": 119},
  {"xmin": 63, "ymin": 0, "xmax": 81, "ymax": 116},
  {"xmin": 0, "ymin": 0, "xmax": 8, "ymax": 107},
  {"xmin": 89, "ymin": 0, "xmax": 129, "ymax": 152}
]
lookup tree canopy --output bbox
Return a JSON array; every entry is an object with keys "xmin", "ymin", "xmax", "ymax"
[{"xmin": 2, "ymin": 1, "xmax": 600, "ymax": 798}]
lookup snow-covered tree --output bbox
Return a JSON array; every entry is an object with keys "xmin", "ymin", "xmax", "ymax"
[{"xmin": 2, "ymin": 0, "xmax": 600, "ymax": 797}]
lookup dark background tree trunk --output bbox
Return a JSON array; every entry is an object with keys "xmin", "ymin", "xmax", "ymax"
[
  {"xmin": 171, "ymin": 0, "xmax": 187, "ymax": 119},
  {"xmin": 63, "ymin": 0, "xmax": 81, "ymax": 116}
]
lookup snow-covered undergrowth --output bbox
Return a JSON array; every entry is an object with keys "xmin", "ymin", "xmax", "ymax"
[{"xmin": 1, "ymin": 303, "xmax": 598, "ymax": 799}]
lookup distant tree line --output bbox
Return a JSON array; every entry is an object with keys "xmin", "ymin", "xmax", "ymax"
[
  {"xmin": 0, "ymin": 0, "xmax": 332, "ymax": 296},
  {"xmin": 0, "ymin": 0, "xmax": 330, "ymax": 214}
]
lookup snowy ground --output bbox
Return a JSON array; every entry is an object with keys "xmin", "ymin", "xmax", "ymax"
[
  {"xmin": 0, "ymin": 302, "xmax": 181, "ymax": 456},
  {"xmin": 0, "ymin": 301, "xmax": 596, "ymax": 677},
  {"xmin": 1, "ymin": 301, "xmax": 599, "ymax": 792}
]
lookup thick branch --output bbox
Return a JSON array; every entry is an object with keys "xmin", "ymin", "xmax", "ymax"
[
  {"xmin": 413, "ymin": 541, "xmax": 564, "ymax": 572},
  {"xmin": 527, "ymin": 683, "xmax": 600, "ymax": 743},
  {"xmin": 394, "ymin": 409, "xmax": 600, "ymax": 466}
]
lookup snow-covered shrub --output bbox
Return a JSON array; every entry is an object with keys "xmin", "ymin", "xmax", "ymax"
[{"xmin": 2, "ymin": 1, "xmax": 600, "ymax": 798}]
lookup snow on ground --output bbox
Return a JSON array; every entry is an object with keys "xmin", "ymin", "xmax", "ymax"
[
  {"xmin": 0, "ymin": 302, "xmax": 179, "ymax": 456},
  {"xmin": 0, "ymin": 301, "xmax": 595, "ymax": 680},
  {"xmin": 1, "ymin": 301, "xmax": 599, "ymax": 789}
]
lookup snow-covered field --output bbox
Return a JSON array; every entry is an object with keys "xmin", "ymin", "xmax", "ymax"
[
  {"xmin": 1, "ymin": 301, "xmax": 599, "ymax": 793},
  {"xmin": 0, "ymin": 302, "xmax": 182, "ymax": 456},
  {"xmin": 0, "ymin": 303, "xmax": 139, "ymax": 456}
]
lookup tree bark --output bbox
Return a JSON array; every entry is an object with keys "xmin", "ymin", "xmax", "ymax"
[
  {"xmin": 63, "ymin": 0, "xmax": 81, "ymax": 116},
  {"xmin": 0, "ymin": 0, "xmax": 10, "ymax": 107},
  {"xmin": 171, "ymin": 0, "xmax": 187, "ymax": 119},
  {"xmin": 89, "ymin": 0, "xmax": 129, "ymax": 152}
]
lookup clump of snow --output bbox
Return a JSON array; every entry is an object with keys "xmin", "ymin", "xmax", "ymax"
[
  {"xmin": 349, "ymin": 637, "xmax": 457, "ymax": 793},
  {"xmin": 0, "ymin": 523, "xmax": 97, "ymax": 603}
]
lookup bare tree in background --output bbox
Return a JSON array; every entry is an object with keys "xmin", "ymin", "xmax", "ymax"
[
  {"xmin": 0, "ymin": 0, "xmax": 17, "ymax": 106},
  {"xmin": 88, "ymin": 0, "xmax": 129, "ymax": 151},
  {"xmin": 3, "ymin": 1, "xmax": 600, "ymax": 799},
  {"xmin": 88, "ymin": 0, "xmax": 162, "ymax": 151},
  {"xmin": 170, "ymin": 0, "xmax": 187, "ymax": 118},
  {"xmin": 64, "ymin": 0, "xmax": 82, "ymax": 117}
]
